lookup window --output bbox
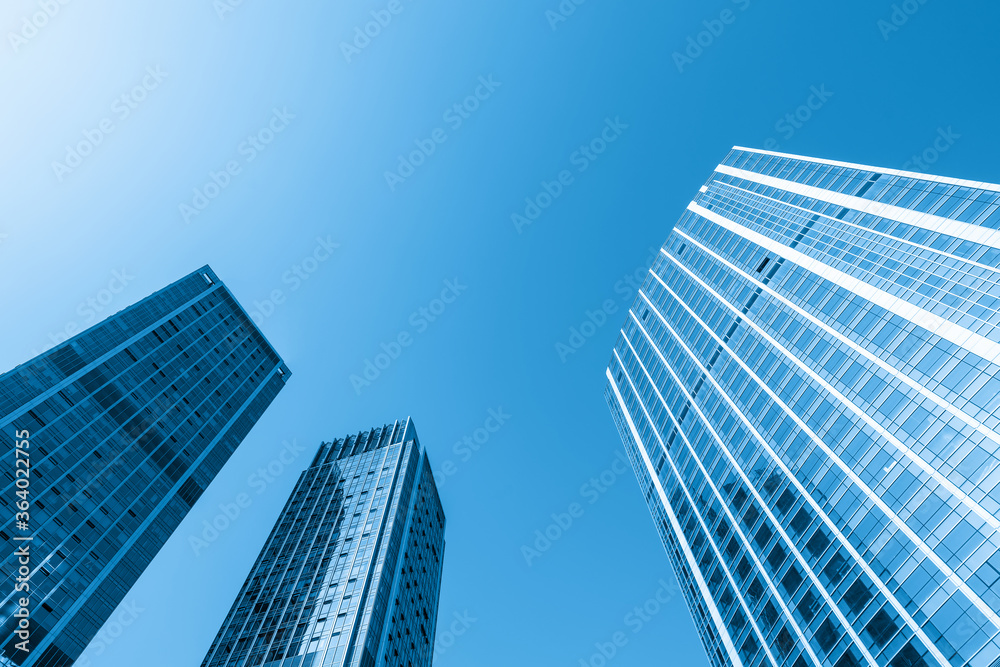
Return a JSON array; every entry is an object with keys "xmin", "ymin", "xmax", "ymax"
[
  {"xmin": 843, "ymin": 578, "xmax": 874, "ymax": 616},
  {"xmin": 775, "ymin": 627, "xmax": 795, "ymax": 657},
  {"xmin": 780, "ymin": 564, "xmax": 803, "ymax": 595},
  {"xmin": 864, "ymin": 608, "xmax": 898, "ymax": 648}
]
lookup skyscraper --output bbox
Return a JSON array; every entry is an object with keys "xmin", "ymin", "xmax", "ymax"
[
  {"xmin": 0, "ymin": 266, "xmax": 291, "ymax": 667},
  {"xmin": 200, "ymin": 417, "xmax": 445, "ymax": 667},
  {"xmin": 604, "ymin": 148, "xmax": 1000, "ymax": 667}
]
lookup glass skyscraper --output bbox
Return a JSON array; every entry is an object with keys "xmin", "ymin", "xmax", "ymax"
[
  {"xmin": 200, "ymin": 417, "xmax": 446, "ymax": 667},
  {"xmin": 0, "ymin": 266, "xmax": 291, "ymax": 667},
  {"xmin": 604, "ymin": 148, "xmax": 1000, "ymax": 667}
]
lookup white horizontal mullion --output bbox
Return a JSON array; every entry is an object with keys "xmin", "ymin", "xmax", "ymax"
[
  {"xmin": 653, "ymin": 247, "xmax": 1000, "ymax": 634},
  {"xmin": 619, "ymin": 327, "xmax": 828, "ymax": 666},
  {"xmin": 715, "ymin": 163, "xmax": 1000, "ymax": 250},
  {"xmin": 712, "ymin": 178, "xmax": 1000, "ymax": 276},
  {"xmin": 674, "ymin": 226, "xmax": 1000, "ymax": 499},
  {"xmin": 632, "ymin": 286, "xmax": 940, "ymax": 665},
  {"xmin": 688, "ymin": 201, "xmax": 1000, "ymax": 367},
  {"xmin": 729, "ymin": 146, "xmax": 1000, "ymax": 194}
]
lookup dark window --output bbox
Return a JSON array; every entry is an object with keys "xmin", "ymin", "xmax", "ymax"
[
  {"xmin": 740, "ymin": 633, "xmax": 760, "ymax": 662},
  {"xmin": 736, "ymin": 556, "xmax": 752, "ymax": 581},
  {"xmin": 781, "ymin": 565, "xmax": 803, "ymax": 595},
  {"xmin": 790, "ymin": 508, "xmax": 812, "ymax": 535},
  {"xmin": 864, "ymin": 608, "xmax": 898, "ymax": 648},
  {"xmin": 835, "ymin": 649, "xmax": 862, "ymax": 667},
  {"xmin": 889, "ymin": 641, "xmax": 928, "ymax": 667},
  {"xmin": 824, "ymin": 551, "xmax": 849, "ymax": 585},
  {"xmin": 768, "ymin": 544, "xmax": 788, "ymax": 573},
  {"xmin": 760, "ymin": 601, "xmax": 779, "ymax": 631},
  {"xmin": 816, "ymin": 618, "xmax": 841, "ymax": 653},
  {"xmin": 747, "ymin": 578, "xmax": 764, "ymax": 607},
  {"xmin": 843, "ymin": 578, "xmax": 874, "ymax": 616},
  {"xmin": 776, "ymin": 488, "xmax": 797, "ymax": 515},
  {"xmin": 754, "ymin": 522, "xmax": 773, "ymax": 550},
  {"xmin": 805, "ymin": 530, "xmax": 831, "ymax": 559},
  {"xmin": 797, "ymin": 588, "xmax": 821, "ymax": 623},
  {"xmin": 775, "ymin": 627, "xmax": 795, "ymax": 657},
  {"xmin": 730, "ymin": 607, "xmax": 748, "ymax": 634}
]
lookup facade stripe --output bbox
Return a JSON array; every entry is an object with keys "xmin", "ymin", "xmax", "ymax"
[
  {"xmin": 605, "ymin": 149, "xmax": 1000, "ymax": 667},
  {"xmin": 713, "ymin": 165, "xmax": 1000, "ymax": 251},
  {"xmin": 731, "ymin": 146, "xmax": 1000, "ymax": 194},
  {"xmin": 619, "ymin": 325, "xmax": 850, "ymax": 666},
  {"xmin": 688, "ymin": 201, "xmax": 1000, "ymax": 366},
  {"xmin": 673, "ymin": 227, "xmax": 1000, "ymax": 495},
  {"xmin": 655, "ymin": 250, "xmax": 1000, "ymax": 631},
  {"xmin": 606, "ymin": 370, "xmax": 746, "ymax": 667},
  {"xmin": 632, "ymin": 285, "xmax": 951, "ymax": 666}
]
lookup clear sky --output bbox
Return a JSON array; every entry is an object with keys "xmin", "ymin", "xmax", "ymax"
[{"xmin": 2, "ymin": 0, "xmax": 1000, "ymax": 665}]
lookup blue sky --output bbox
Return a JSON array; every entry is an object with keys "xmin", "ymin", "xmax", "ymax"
[{"xmin": 2, "ymin": 0, "xmax": 1000, "ymax": 665}]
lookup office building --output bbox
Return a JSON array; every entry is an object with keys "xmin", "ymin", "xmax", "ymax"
[
  {"xmin": 605, "ymin": 148, "xmax": 1000, "ymax": 667},
  {"xmin": 0, "ymin": 266, "xmax": 290, "ymax": 666},
  {"xmin": 200, "ymin": 417, "xmax": 446, "ymax": 667}
]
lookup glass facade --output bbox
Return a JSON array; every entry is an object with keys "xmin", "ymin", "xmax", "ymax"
[
  {"xmin": 0, "ymin": 266, "xmax": 291, "ymax": 667},
  {"xmin": 200, "ymin": 417, "xmax": 446, "ymax": 667},
  {"xmin": 604, "ymin": 148, "xmax": 1000, "ymax": 667}
]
